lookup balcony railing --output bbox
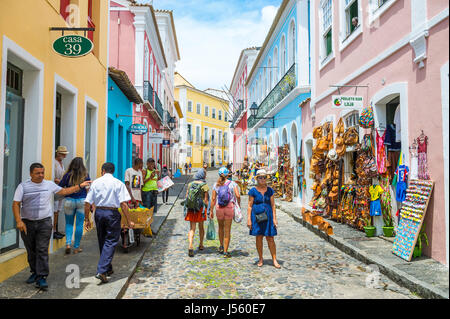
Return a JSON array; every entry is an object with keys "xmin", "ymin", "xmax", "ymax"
[
  {"xmin": 154, "ymin": 93, "xmax": 164, "ymax": 121},
  {"xmin": 248, "ymin": 63, "xmax": 296, "ymax": 129},
  {"xmin": 143, "ymin": 81, "xmax": 154, "ymax": 103},
  {"xmin": 231, "ymin": 103, "xmax": 245, "ymax": 128}
]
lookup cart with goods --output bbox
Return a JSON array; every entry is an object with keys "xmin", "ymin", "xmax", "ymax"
[{"xmin": 119, "ymin": 206, "xmax": 154, "ymax": 253}]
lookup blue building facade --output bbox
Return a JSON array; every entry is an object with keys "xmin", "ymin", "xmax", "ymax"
[
  {"xmin": 107, "ymin": 68, "xmax": 143, "ymax": 181},
  {"xmin": 246, "ymin": 0, "xmax": 311, "ymax": 203}
]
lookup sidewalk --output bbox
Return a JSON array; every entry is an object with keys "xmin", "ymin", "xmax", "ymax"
[
  {"xmin": 275, "ymin": 200, "xmax": 449, "ymax": 299},
  {"xmin": 0, "ymin": 174, "xmax": 192, "ymax": 299}
]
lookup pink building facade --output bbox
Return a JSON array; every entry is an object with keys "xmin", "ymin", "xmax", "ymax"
[
  {"xmin": 302, "ymin": 0, "xmax": 449, "ymax": 265},
  {"xmin": 230, "ymin": 48, "xmax": 259, "ymax": 171},
  {"xmin": 109, "ymin": 0, "xmax": 168, "ymax": 164}
]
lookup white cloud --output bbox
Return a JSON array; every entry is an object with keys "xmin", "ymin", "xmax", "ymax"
[{"xmin": 174, "ymin": 5, "xmax": 278, "ymax": 90}]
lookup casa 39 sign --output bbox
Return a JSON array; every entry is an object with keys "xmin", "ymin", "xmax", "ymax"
[
  {"xmin": 53, "ymin": 35, "xmax": 93, "ymax": 57},
  {"xmin": 332, "ymin": 95, "xmax": 364, "ymax": 109}
]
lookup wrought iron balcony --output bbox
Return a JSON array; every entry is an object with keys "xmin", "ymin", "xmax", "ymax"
[
  {"xmin": 154, "ymin": 93, "xmax": 164, "ymax": 121},
  {"xmin": 248, "ymin": 63, "xmax": 296, "ymax": 129},
  {"xmin": 231, "ymin": 103, "xmax": 245, "ymax": 128},
  {"xmin": 143, "ymin": 81, "xmax": 154, "ymax": 103}
]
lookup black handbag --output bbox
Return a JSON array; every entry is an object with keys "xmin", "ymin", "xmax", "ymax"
[{"xmin": 255, "ymin": 211, "xmax": 268, "ymax": 223}]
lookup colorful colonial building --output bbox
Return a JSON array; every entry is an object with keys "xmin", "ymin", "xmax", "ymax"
[
  {"xmin": 0, "ymin": 0, "xmax": 109, "ymax": 281},
  {"xmin": 303, "ymin": 0, "xmax": 449, "ymax": 265},
  {"xmin": 229, "ymin": 47, "xmax": 260, "ymax": 172},
  {"xmin": 175, "ymin": 73, "xmax": 231, "ymax": 168}
]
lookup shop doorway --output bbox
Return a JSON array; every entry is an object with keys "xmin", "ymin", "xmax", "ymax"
[
  {"xmin": 84, "ymin": 100, "xmax": 98, "ymax": 178},
  {"xmin": 54, "ymin": 82, "xmax": 77, "ymax": 169},
  {"xmin": 1, "ymin": 63, "xmax": 24, "ymax": 253}
]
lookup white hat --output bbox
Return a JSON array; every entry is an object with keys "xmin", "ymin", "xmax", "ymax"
[{"xmin": 256, "ymin": 169, "xmax": 267, "ymax": 176}]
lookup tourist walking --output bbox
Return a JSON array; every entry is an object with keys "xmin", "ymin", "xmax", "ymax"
[
  {"xmin": 161, "ymin": 164, "xmax": 171, "ymax": 204},
  {"xmin": 142, "ymin": 158, "xmax": 160, "ymax": 214},
  {"xmin": 124, "ymin": 158, "xmax": 144, "ymax": 209},
  {"xmin": 12, "ymin": 163, "xmax": 91, "ymax": 290},
  {"xmin": 226, "ymin": 163, "xmax": 233, "ymax": 181},
  {"xmin": 53, "ymin": 146, "xmax": 69, "ymax": 240},
  {"xmin": 247, "ymin": 169, "xmax": 280, "ymax": 268},
  {"xmin": 189, "ymin": 162, "xmax": 192, "ymax": 174},
  {"xmin": 184, "ymin": 163, "xmax": 189, "ymax": 175},
  {"xmin": 84, "ymin": 163, "xmax": 134, "ymax": 284},
  {"xmin": 58, "ymin": 157, "xmax": 91, "ymax": 255},
  {"xmin": 184, "ymin": 169, "xmax": 209, "ymax": 257},
  {"xmin": 209, "ymin": 167, "xmax": 240, "ymax": 257}
]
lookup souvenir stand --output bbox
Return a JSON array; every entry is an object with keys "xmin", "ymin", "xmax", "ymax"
[
  {"xmin": 276, "ymin": 144, "xmax": 293, "ymax": 202},
  {"xmin": 392, "ymin": 180, "xmax": 434, "ymax": 261}
]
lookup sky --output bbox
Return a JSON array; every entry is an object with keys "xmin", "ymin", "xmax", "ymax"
[{"xmin": 138, "ymin": 0, "xmax": 281, "ymax": 91}]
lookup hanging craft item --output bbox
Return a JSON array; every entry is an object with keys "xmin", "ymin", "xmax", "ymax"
[
  {"xmin": 359, "ymin": 105, "xmax": 374, "ymax": 128},
  {"xmin": 343, "ymin": 127, "xmax": 359, "ymax": 146},
  {"xmin": 417, "ymin": 131, "xmax": 430, "ymax": 180},
  {"xmin": 376, "ymin": 129, "xmax": 387, "ymax": 175}
]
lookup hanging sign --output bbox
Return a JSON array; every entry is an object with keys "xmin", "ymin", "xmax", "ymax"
[
  {"xmin": 130, "ymin": 123, "xmax": 148, "ymax": 135},
  {"xmin": 53, "ymin": 35, "xmax": 93, "ymax": 57},
  {"xmin": 149, "ymin": 133, "xmax": 163, "ymax": 144},
  {"xmin": 162, "ymin": 139, "xmax": 170, "ymax": 147},
  {"xmin": 332, "ymin": 95, "xmax": 364, "ymax": 109}
]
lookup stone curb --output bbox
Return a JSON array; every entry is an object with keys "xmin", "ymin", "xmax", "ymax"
[
  {"xmin": 116, "ymin": 175, "xmax": 192, "ymax": 299},
  {"xmin": 276, "ymin": 203, "xmax": 449, "ymax": 299}
]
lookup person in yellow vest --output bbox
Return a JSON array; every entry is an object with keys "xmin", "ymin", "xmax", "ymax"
[{"xmin": 142, "ymin": 158, "xmax": 160, "ymax": 214}]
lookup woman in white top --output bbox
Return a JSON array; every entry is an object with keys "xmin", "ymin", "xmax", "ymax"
[{"xmin": 209, "ymin": 167, "xmax": 240, "ymax": 258}]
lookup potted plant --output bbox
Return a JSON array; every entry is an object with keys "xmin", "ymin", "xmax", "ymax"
[
  {"xmin": 381, "ymin": 208, "xmax": 395, "ymax": 237},
  {"xmin": 413, "ymin": 224, "xmax": 429, "ymax": 258},
  {"xmin": 363, "ymin": 216, "xmax": 376, "ymax": 237}
]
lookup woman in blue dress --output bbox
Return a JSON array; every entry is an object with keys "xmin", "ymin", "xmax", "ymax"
[{"xmin": 247, "ymin": 169, "xmax": 281, "ymax": 268}]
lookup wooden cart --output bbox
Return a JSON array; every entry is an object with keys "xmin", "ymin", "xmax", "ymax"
[{"xmin": 119, "ymin": 207, "xmax": 154, "ymax": 253}]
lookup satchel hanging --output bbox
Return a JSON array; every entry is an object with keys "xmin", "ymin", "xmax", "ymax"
[
  {"xmin": 233, "ymin": 201, "xmax": 242, "ymax": 223},
  {"xmin": 255, "ymin": 211, "xmax": 268, "ymax": 223},
  {"xmin": 359, "ymin": 106, "xmax": 374, "ymax": 128}
]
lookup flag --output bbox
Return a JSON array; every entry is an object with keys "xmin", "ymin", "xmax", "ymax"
[{"xmin": 391, "ymin": 151, "xmax": 403, "ymax": 188}]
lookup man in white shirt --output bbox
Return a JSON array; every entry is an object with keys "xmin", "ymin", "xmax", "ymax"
[
  {"xmin": 12, "ymin": 163, "xmax": 91, "ymax": 290},
  {"xmin": 84, "ymin": 162, "xmax": 134, "ymax": 283},
  {"xmin": 124, "ymin": 158, "xmax": 144, "ymax": 208}
]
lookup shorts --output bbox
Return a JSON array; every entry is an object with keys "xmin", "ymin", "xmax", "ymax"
[
  {"xmin": 370, "ymin": 199, "xmax": 382, "ymax": 216},
  {"xmin": 215, "ymin": 201, "xmax": 234, "ymax": 220},
  {"xmin": 396, "ymin": 182, "xmax": 407, "ymax": 202}
]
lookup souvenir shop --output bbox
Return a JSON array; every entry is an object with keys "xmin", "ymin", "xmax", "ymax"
[{"xmin": 307, "ymin": 103, "xmax": 434, "ymax": 250}]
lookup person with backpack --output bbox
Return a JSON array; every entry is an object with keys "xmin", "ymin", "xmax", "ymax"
[
  {"xmin": 184, "ymin": 169, "xmax": 209, "ymax": 257},
  {"xmin": 209, "ymin": 167, "xmax": 240, "ymax": 258}
]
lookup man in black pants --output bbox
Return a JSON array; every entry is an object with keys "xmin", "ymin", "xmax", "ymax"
[
  {"xmin": 12, "ymin": 163, "xmax": 91, "ymax": 290},
  {"xmin": 84, "ymin": 163, "xmax": 134, "ymax": 283}
]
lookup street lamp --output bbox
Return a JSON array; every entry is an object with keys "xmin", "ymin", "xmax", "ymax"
[
  {"xmin": 250, "ymin": 102, "xmax": 275, "ymax": 128},
  {"xmin": 168, "ymin": 116, "xmax": 175, "ymax": 130}
]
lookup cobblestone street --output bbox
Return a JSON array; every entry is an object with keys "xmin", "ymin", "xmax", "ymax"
[{"xmin": 122, "ymin": 170, "xmax": 418, "ymax": 299}]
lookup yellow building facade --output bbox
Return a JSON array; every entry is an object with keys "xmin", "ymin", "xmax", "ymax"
[
  {"xmin": 0, "ymin": 0, "xmax": 109, "ymax": 281},
  {"xmin": 174, "ymin": 73, "xmax": 231, "ymax": 169}
]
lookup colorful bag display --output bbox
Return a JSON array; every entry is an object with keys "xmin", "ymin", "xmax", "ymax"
[{"xmin": 359, "ymin": 106, "xmax": 374, "ymax": 128}]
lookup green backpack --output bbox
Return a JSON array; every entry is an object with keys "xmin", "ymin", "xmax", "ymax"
[{"xmin": 186, "ymin": 181, "xmax": 206, "ymax": 211}]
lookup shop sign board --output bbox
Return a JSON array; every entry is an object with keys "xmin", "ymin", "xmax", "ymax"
[
  {"xmin": 130, "ymin": 123, "xmax": 147, "ymax": 135},
  {"xmin": 149, "ymin": 133, "xmax": 163, "ymax": 144},
  {"xmin": 332, "ymin": 95, "xmax": 363, "ymax": 109},
  {"xmin": 53, "ymin": 35, "xmax": 93, "ymax": 57},
  {"xmin": 162, "ymin": 139, "xmax": 170, "ymax": 147}
]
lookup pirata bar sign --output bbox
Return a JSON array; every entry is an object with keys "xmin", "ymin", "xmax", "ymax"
[{"xmin": 332, "ymin": 95, "xmax": 364, "ymax": 109}]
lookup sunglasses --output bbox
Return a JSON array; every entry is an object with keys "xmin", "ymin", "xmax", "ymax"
[{"xmin": 257, "ymin": 176, "xmax": 266, "ymax": 179}]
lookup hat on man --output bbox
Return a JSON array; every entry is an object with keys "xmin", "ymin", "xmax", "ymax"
[
  {"xmin": 218, "ymin": 167, "xmax": 229, "ymax": 176},
  {"xmin": 56, "ymin": 146, "xmax": 69, "ymax": 154}
]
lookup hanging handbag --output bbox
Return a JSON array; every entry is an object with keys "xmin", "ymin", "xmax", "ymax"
[
  {"xmin": 313, "ymin": 126, "xmax": 323, "ymax": 139},
  {"xmin": 255, "ymin": 210, "xmax": 268, "ymax": 223},
  {"xmin": 343, "ymin": 127, "xmax": 359, "ymax": 145},
  {"xmin": 359, "ymin": 106, "xmax": 374, "ymax": 128}
]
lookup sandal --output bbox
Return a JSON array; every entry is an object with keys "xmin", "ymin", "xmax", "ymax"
[
  {"xmin": 223, "ymin": 252, "xmax": 231, "ymax": 258},
  {"xmin": 257, "ymin": 260, "xmax": 264, "ymax": 267},
  {"xmin": 65, "ymin": 246, "xmax": 71, "ymax": 255},
  {"xmin": 198, "ymin": 245, "xmax": 204, "ymax": 251},
  {"xmin": 73, "ymin": 248, "xmax": 83, "ymax": 254},
  {"xmin": 218, "ymin": 246, "xmax": 224, "ymax": 254},
  {"xmin": 188, "ymin": 249, "xmax": 194, "ymax": 257}
]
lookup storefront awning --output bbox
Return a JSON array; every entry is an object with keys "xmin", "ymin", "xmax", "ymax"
[{"xmin": 109, "ymin": 67, "xmax": 144, "ymax": 104}]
